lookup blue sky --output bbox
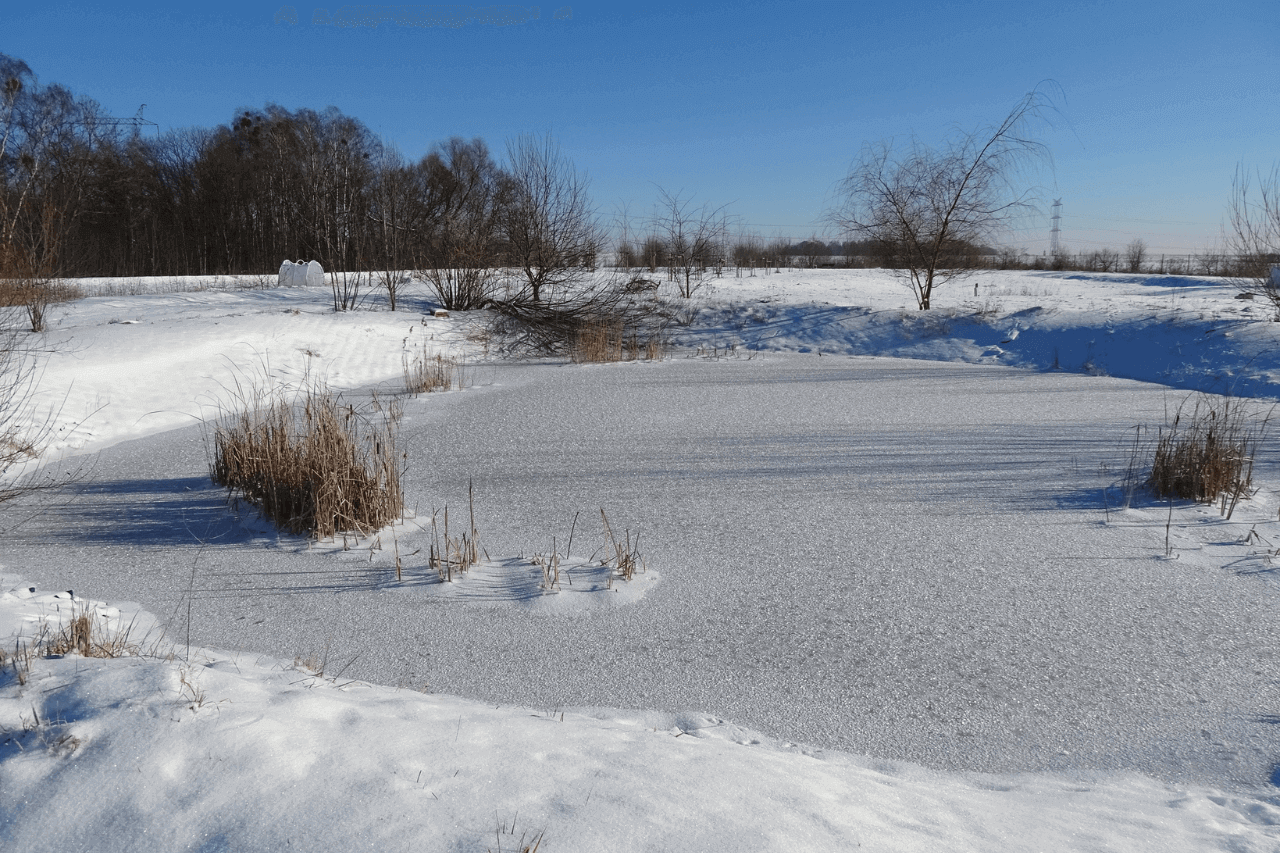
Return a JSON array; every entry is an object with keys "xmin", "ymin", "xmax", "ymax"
[{"xmin": 5, "ymin": 1, "xmax": 1277, "ymax": 255}]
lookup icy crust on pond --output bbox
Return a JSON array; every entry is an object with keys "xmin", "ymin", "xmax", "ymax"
[
  {"xmin": 1, "ymin": 575, "xmax": 1277, "ymax": 853},
  {"xmin": 222, "ymin": 501, "xmax": 660, "ymax": 612}
]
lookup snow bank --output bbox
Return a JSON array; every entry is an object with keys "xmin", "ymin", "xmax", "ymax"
[{"xmin": 1, "ymin": 577, "xmax": 1276, "ymax": 853}]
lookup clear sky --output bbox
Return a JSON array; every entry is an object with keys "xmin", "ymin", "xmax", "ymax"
[{"xmin": 5, "ymin": 1, "xmax": 1278, "ymax": 256}]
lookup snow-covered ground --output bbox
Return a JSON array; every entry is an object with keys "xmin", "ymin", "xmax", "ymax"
[{"xmin": 2, "ymin": 269, "xmax": 1279, "ymax": 851}]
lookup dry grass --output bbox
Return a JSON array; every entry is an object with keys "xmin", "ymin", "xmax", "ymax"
[
  {"xmin": 1149, "ymin": 394, "xmax": 1270, "ymax": 514},
  {"xmin": 0, "ymin": 280, "xmax": 84, "ymax": 308},
  {"xmin": 570, "ymin": 317, "xmax": 664, "ymax": 363},
  {"xmin": 531, "ymin": 547, "xmax": 563, "ymax": 590},
  {"xmin": 86, "ymin": 275, "xmax": 274, "ymax": 296},
  {"xmin": 210, "ymin": 381, "xmax": 404, "ymax": 538},
  {"xmin": 489, "ymin": 818, "xmax": 544, "ymax": 853},
  {"xmin": 44, "ymin": 610, "xmax": 139, "ymax": 659},
  {"xmin": 429, "ymin": 480, "xmax": 482, "ymax": 581},
  {"xmin": 3, "ymin": 606, "xmax": 141, "ymax": 687},
  {"xmin": 403, "ymin": 342, "xmax": 462, "ymax": 394},
  {"xmin": 600, "ymin": 508, "xmax": 645, "ymax": 584}
]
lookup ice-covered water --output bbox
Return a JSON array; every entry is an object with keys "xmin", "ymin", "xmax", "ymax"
[{"xmin": 7, "ymin": 352, "xmax": 1277, "ymax": 791}]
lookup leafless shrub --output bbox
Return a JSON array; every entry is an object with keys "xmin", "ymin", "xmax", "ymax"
[
  {"xmin": 209, "ymin": 380, "xmax": 404, "ymax": 538},
  {"xmin": 486, "ymin": 271, "xmax": 664, "ymax": 358},
  {"xmin": 502, "ymin": 133, "xmax": 603, "ymax": 303},
  {"xmin": 328, "ymin": 267, "xmax": 368, "ymax": 312},
  {"xmin": 0, "ymin": 279, "xmax": 81, "ymax": 310},
  {"xmin": 650, "ymin": 188, "xmax": 730, "ymax": 298},
  {"xmin": 1086, "ymin": 247, "xmax": 1119, "ymax": 272},
  {"xmin": 622, "ymin": 274, "xmax": 659, "ymax": 294},
  {"xmin": 417, "ymin": 137, "xmax": 506, "ymax": 310},
  {"xmin": 0, "ymin": 302, "xmax": 81, "ymax": 508},
  {"xmin": 1125, "ymin": 239, "xmax": 1147, "ymax": 273},
  {"xmin": 420, "ymin": 264, "xmax": 498, "ymax": 312},
  {"xmin": 1226, "ymin": 163, "xmax": 1280, "ymax": 309}
]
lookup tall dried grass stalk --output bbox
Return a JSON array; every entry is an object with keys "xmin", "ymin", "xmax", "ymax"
[
  {"xmin": 1149, "ymin": 395, "xmax": 1270, "ymax": 515},
  {"xmin": 429, "ymin": 479, "xmax": 482, "ymax": 581},
  {"xmin": 403, "ymin": 345, "xmax": 459, "ymax": 394},
  {"xmin": 570, "ymin": 317, "xmax": 664, "ymax": 363},
  {"xmin": 210, "ymin": 383, "xmax": 404, "ymax": 538},
  {"xmin": 600, "ymin": 508, "xmax": 644, "ymax": 584},
  {"xmin": 43, "ymin": 610, "xmax": 138, "ymax": 658}
]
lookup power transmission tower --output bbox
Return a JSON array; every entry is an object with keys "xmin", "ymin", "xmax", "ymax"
[
  {"xmin": 97, "ymin": 104, "xmax": 159, "ymax": 137},
  {"xmin": 1049, "ymin": 198, "xmax": 1062, "ymax": 253}
]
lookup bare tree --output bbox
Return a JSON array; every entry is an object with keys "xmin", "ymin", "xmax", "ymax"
[
  {"xmin": 1125, "ymin": 238, "xmax": 1147, "ymax": 274},
  {"xmin": 0, "ymin": 53, "xmax": 101, "ymax": 326},
  {"xmin": 501, "ymin": 134, "xmax": 603, "ymax": 303},
  {"xmin": 368, "ymin": 145, "xmax": 423, "ymax": 311},
  {"xmin": 640, "ymin": 234, "xmax": 665, "ymax": 272},
  {"xmin": 613, "ymin": 201, "xmax": 638, "ymax": 270},
  {"xmin": 828, "ymin": 90, "xmax": 1053, "ymax": 309},
  {"xmin": 797, "ymin": 235, "xmax": 828, "ymax": 268},
  {"xmin": 650, "ymin": 188, "xmax": 729, "ymax": 298},
  {"xmin": 1226, "ymin": 164, "xmax": 1280, "ymax": 309},
  {"xmin": 1087, "ymin": 247, "xmax": 1119, "ymax": 272},
  {"xmin": 416, "ymin": 137, "xmax": 506, "ymax": 310},
  {"xmin": 731, "ymin": 230, "xmax": 765, "ymax": 274}
]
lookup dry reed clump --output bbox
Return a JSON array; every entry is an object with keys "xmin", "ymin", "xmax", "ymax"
[
  {"xmin": 44, "ymin": 610, "xmax": 138, "ymax": 659},
  {"xmin": 403, "ymin": 343, "xmax": 461, "ymax": 394},
  {"xmin": 1148, "ymin": 394, "xmax": 1270, "ymax": 511},
  {"xmin": 600, "ymin": 508, "xmax": 644, "ymax": 585},
  {"xmin": 428, "ymin": 479, "xmax": 483, "ymax": 581},
  {"xmin": 570, "ymin": 317, "xmax": 664, "ymax": 363},
  {"xmin": 210, "ymin": 383, "xmax": 404, "ymax": 538},
  {"xmin": 4, "ymin": 607, "xmax": 141, "ymax": 686}
]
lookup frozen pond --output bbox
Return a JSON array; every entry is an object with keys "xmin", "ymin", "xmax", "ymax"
[{"xmin": 6, "ymin": 353, "xmax": 1279, "ymax": 791}]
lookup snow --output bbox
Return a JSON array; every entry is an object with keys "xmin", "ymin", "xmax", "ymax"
[{"xmin": 2, "ymin": 268, "xmax": 1279, "ymax": 851}]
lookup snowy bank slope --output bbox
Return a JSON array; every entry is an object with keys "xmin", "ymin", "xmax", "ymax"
[
  {"xmin": 2, "ymin": 584, "xmax": 1277, "ymax": 853},
  {"xmin": 669, "ymin": 269, "xmax": 1280, "ymax": 398}
]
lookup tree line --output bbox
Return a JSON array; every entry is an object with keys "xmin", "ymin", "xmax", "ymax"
[
  {"xmin": 5, "ymin": 54, "xmax": 1277, "ymax": 314},
  {"xmin": 0, "ymin": 54, "xmax": 606, "ymax": 303}
]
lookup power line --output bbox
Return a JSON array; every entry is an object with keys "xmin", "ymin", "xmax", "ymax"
[{"xmin": 92, "ymin": 104, "xmax": 159, "ymax": 136}]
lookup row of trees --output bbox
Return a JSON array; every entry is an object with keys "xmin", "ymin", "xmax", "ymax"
[
  {"xmin": 5, "ymin": 52, "xmax": 1278, "ymax": 315},
  {"xmin": 0, "ymin": 53, "xmax": 612, "ymax": 312}
]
